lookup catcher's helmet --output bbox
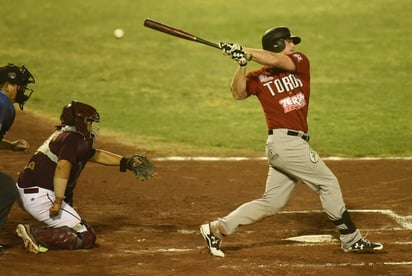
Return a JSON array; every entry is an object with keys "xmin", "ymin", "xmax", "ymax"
[
  {"xmin": 261, "ymin": 26, "xmax": 301, "ymax": 53},
  {"xmin": 0, "ymin": 64, "xmax": 35, "ymax": 110},
  {"xmin": 60, "ymin": 101, "xmax": 100, "ymax": 138}
]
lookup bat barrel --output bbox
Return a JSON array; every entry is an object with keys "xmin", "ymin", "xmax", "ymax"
[{"xmin": 144, "ymin": 18, "xmax": 221, "ymax": 49}]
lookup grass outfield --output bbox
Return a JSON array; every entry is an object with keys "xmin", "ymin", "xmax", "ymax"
[{"xmin": 2, "ymin": 0, "xmax": 411, "ymax": 156}]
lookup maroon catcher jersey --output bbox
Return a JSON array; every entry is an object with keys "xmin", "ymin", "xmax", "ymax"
[
  {"xmin": 18, "ymin": 128, "xmax": 95, "ymax": 199},
  {"xmin": 245, "ymin": 52, "xmax": 310, "ymax": 132}
]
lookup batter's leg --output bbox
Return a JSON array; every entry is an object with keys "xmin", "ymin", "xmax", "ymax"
[
  {"xmin": 215, "ymin": 166, "xmax": 296, "ymax": 236},
  {"xmin": 271, "ymin": 140, "xmax": 363, "ymax": 248},
  {"xmin": 263, "ymin": 133, "xmax": 364, "ymax": 248}
]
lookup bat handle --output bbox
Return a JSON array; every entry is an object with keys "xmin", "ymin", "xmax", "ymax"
[{"xmin": 195, "ymin": 37, "xmax": 221, "ymax": 49}]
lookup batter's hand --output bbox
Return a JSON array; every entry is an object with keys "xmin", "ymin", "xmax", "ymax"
[
  {"xmin": 49, "ymin": 197, "xmax": 64, "ymax": 218},
  {"xmin": 219, "ymin": 42, "xmax": 243, "ymax": 56},
  {"xmin": 231, "ymin": 50, "xmax": 248, "ymax": 67},
  {"xmin": 10, "ymin": 139, "xmax": 29, "ymax": 152}
]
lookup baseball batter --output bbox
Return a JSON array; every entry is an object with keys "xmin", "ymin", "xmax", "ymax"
[
  {"xmin": 200, "ymin": 26, "xmax": 383, "ymax": 257},
  {"xmin": 15, "ymin": 101, "xmax": 156, "ymax": 253}
]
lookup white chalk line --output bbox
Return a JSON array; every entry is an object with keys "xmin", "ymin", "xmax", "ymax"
[
  {"xmin": 276, "ymin": 261, "xmax": 412, "ymax": 268},
  {"xmin": 279, "ymin": 209, "xmax": 412, "ymax": 230},
  {"xmin": 122, "ymin": 239, "xmax": 412, "ymax": 255},
  {"xmin": 123, "ymin": 248, "xmax": 198, "ymax": 254},
  {"xmin": 394, "ymin": 241, "xmax": 412, "ymax": 245},
  {"xmin": 220, "ymin": 261, "xmax": 412, "ymax": 269},
  {"xmin": 121, "ymin": 243, "xmax": 340, "ymax": 255},
  {"xmin": 153, "ymin": 156, "xmax": 412, "ymax": 161}
]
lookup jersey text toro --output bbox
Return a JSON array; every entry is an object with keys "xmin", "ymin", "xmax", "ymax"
[{"xmin": 261, "ymin": 74, "xmax": 303, "ymax": 96}]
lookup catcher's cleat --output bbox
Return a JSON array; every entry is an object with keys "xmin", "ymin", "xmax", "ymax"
[
  {"xmin": 16, "ymin": 224, "xmax": 48, "ymax": 254},
  {"xmin": 200, "ymin": 223, "xmax": 225, "ymax": 257},
  {"xmin": 0, "ymin": 244, "xmax": 4, "ymax": 255},
  {"xmin": 343, "ymin": 238, "xmax": 383, "ymax": 253}
]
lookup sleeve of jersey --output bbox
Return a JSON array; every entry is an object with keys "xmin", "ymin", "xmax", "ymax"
[
  {"xmin": 245, "ymin": 69, "xmax": 265, "ymax": 96},
  {"xmin": 288, "ymin": 52, "xmax": 310, "ymax": 74},
  {"xmin": 56, "ymin": 134, "xmax": 82, "ymax": 165}
]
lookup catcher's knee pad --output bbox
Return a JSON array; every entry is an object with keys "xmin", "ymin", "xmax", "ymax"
[{"xmin": 33, "ymin": 223, "xmax": 96, "ymax": 250}]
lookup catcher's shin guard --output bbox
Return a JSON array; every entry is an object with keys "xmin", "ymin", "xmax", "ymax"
[
  {"xmin": 78, "ymin": 223, "xmax": 96, "ymax": 249},
  {"xmin": 31, "ymin": 224, "xmax": 96, "ymax": 250}
]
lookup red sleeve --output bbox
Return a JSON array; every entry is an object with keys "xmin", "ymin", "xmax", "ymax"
[{"xmin": 288, "ymin": 52, "xmax": 310, "ymax": 80}]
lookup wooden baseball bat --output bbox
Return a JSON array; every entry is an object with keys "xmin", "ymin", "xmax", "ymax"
[{"xmin": 143, "ymin": 18, "xmax": 221, "ymax": 49}]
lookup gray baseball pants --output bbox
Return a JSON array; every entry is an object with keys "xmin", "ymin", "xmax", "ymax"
[{"xmin": 215, "ymin": 128, "xmax": 362, "ymax": 248}]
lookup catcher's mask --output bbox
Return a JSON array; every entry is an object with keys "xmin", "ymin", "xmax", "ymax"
[
  {"xmin": 0, "ymin": 63, "xmax": 35, "ymax": 110},
  {"xmin": 261, "ymin": 26, "xmax": 301, "ymax": 53},
  {"xmin": 60, "ymin": 101, "xmax": 100, "ymax": 139}
]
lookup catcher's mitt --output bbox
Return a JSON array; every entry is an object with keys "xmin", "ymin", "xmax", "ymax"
[{"xmin": 120, "ymin": 154, "xmax": 156, "ymax": 181}]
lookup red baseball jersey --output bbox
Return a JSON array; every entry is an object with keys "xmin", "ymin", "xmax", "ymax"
[{"xmin": 245, "ymin": 52, "xmax": 310, "ymax": 132}]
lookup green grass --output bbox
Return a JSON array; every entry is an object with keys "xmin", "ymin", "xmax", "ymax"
[{"xmin": 2, "ymin": 0, "xmax": 411, "ymax": 156}]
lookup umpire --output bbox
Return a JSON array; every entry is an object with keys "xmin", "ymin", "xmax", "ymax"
[{"xmin": 0, "ymin": 64, "xmax": 35, "ymax": 254}]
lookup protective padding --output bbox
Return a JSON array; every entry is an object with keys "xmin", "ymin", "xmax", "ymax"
[
  {"xmin": 79, "ymin": 224, "xmax": 96, "ymax": 249},
  {"xmin": 32, "ymin": 225, "xmax": 96, "ymax": 250},
  {"xmin": 332, "ymin": 210, "xmax": 357, "ymax": 235}
]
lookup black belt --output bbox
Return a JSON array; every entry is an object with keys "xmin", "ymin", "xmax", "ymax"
[
  {"xmin": 268, "ymin": 129, "xmax": 310, "ymax": 142},
  {"xmin": 23, "ymin": 187, "xmax": 39, "ymax": 194}
]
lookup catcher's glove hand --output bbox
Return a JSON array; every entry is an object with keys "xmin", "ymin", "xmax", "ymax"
[{"xmin": 120, "ymin": 154, "xmax": 156, "ymax": 181}]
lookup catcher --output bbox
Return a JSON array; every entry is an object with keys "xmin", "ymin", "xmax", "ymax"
[{"xmin": 15, "ymin": 101, "xmax": 156, "ymax": 253}]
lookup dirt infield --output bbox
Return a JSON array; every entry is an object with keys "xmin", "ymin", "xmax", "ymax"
[{"xmin": 1, "ymin": 111, "xmax": 411, "ymax": 275}]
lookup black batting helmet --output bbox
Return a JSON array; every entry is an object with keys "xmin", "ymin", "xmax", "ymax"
[
  {"xmin": 0, "ymin": 63, "xmax": 35, "ymax": 110},
  {"xmin": 60, "ymin": 101, "xmax": 100, "ymax": 139},
  {"xmin": 261, "ymin": 26, "xmax": 301, "ymax": 52}
]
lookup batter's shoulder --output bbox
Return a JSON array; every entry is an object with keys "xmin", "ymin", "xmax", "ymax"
[{"xmin": 290, "ymin": 52, "xmax": 309, "ymax": 61}]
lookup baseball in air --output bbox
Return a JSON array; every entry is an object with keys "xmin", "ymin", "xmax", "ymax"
[{"xmin": 113, "ymin": 28, "xmax": 124, "ymax": 39}]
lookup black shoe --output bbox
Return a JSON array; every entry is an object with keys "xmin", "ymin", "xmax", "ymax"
[
  {"xmin": 200, "ymin": 223, "xmax": 225, "ymax": 257},
  {"xmin": 343, "ymin": 238, "xmax": 383, "ymax": 253}
]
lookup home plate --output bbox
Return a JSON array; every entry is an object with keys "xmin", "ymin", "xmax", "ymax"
[{"xmin": 283, "ymin": 234, "xmax": 337, "ymax": 243}]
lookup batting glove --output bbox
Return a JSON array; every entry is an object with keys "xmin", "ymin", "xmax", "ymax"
[
  {"xmin": 219, "ymin": 42, "xmax": 243, "ymax": 56},
  {"xmin": 231, "ymin": 49, "xmax": 248, "ymax": 67}
]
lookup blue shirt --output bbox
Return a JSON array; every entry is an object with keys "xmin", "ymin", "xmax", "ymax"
[{"xmin": 0, "ymin": 91, "xmax": 15, "ymax": 140}]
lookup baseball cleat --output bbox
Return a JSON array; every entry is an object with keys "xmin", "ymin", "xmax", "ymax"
[
  {"xmin": 343, "ymin": 238, "xmax": 383, "ymax": 253},
  {"xmin": 200, "ymin": 223, "xmax": 225, "ymax": 257},
  {"xmin": 16, "ymin": 224, "xmax": 48, "ymax": 254}
]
